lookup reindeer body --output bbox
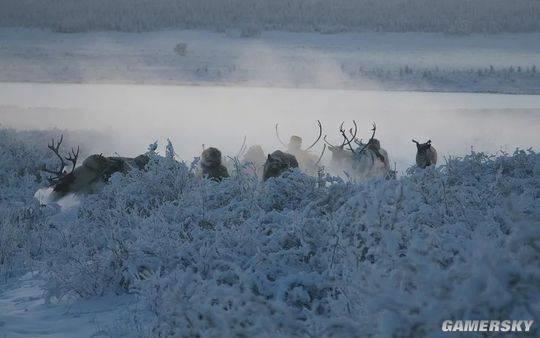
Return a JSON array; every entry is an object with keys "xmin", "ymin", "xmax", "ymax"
[
  {"xmin": 200, "ymin": 147, "xmax": 229, "ymax": 181},
  {"xmin": 351, "ymin": 141, "xmax": 390, "ymax": 179},
  {"xmin": 263, "ymin": 150, "xmax": 299, "ymax": 180},
  {"xmin": 41, "ymin": 136, "xmax": 148, "ymax": 200},
  {"xmin": 289, "ymin": 148, "xmax": 319, "ymax": 174},
  {"xmin": 49, "ymin": 154, "xmax": 149, "ymax": 199},
  {"xmin": 325, "ymin": 121, "xmax": 389, "ymax": 179},
  {"xmin": 275, "ymin": 121, "xmax": 324, "ymax": 175},
  {"xmin": 242, "ymin": 145, "xmax": 266, "ymax": 176},
  {"xmin": 413, "ymin": 140, "xmax": 437, "ymax": 168},
  {"xmin": 326, "ymin": 145, "xmax": 354, "ymax": 174}
]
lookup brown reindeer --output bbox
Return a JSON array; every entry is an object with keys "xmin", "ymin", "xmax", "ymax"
[
  {"xmin": 412, "ymin": 139, "xmax": 437, "ymax": 168},
  {"xmin": 200, "ymin": 147, "xmax": 230, "ymax": 181},
  {"xmin": 263, "ymin": 150, "xmax": 299, "ymax": 181},
  {"xmin": 41, "ymin": 135, "xmax": 149, "ymax": 200}
]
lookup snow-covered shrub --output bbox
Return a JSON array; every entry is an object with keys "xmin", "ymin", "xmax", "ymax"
[
  {"xmin": 2, "ymin": 129, "xmax": 539, "ymax": 337},
  {"xmin": 0, "ymin": 128, "xmax": 111, "ymax": 280}
]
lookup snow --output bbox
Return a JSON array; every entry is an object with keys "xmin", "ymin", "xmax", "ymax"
[
  {"xmin": 0, "ymin": 25, "xmax": 539, "ymax": 337},
  {"xmin": 1, "ymin": 128, "xmax": 539, "ymax": 337},
  {"xmin": 0, "ymin": 273, "xmax": 129, "ymax": 338},
  {"xmin": 0, "ymin": 28, "xmax": 539, "ymax": 94}
]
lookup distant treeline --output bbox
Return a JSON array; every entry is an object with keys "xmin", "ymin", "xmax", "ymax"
[{"xmin": 1, "ymin": 0, "xmax": 540, "ymax": 34}]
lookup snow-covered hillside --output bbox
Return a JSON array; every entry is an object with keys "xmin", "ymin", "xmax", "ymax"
[
  {"xmin": 1, "ymin": 128, "xmax": 538, "ymax": 337},
  {"xmin": 1, "ymin": 29, "xmax": 539, "ymax": 94}
]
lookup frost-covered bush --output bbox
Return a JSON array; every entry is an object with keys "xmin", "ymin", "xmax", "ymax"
[
  {"xmin": 0, "ymin": 128, "xmax": 105, "ymax": 280},
  {"xmin": 1, "ymin": 129, "xmax": 539, "ymax": 337}
]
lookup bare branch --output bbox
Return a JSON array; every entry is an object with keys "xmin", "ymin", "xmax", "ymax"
[{"xmin": 236, "ymin": 136, "xmax": 247, "ymax": 158}]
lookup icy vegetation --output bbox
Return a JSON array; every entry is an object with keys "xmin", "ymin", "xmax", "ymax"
[
  {"xmin": 1, "ymin": 28, "xmax": 539, "ymax": 94},
  {"xmin": 1, "ymin": 0, "xmax": 540, "ymax": 34},
  {"xmin": 1, "ymin": 128, "xmax": 539, "ymax": 337}
]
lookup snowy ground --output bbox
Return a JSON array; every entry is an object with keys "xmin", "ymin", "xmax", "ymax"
[
  {"xmin": 1, "ymin": 28, "xmax": 539, "ymax": 338},
  {"xmin": 0, "ymin": 128, "xmax": 539, "ymax": 338},
  {"xmin": 1, "ymin": 28, "xmax": 539, "ymax": 93},
  {"xmin": 0, "ymin": 273, "xmax": 131, "ymax": 338}
]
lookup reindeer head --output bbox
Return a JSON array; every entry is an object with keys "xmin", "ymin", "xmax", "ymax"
[
  {"xmin": 263, "ymin": 150, "xmax": 299, "ymax": 180},
  {"xmin": 243, "ymin": 145, "xmax": 265, "ymax": 164},
  {"xmin": 412, "ymin": 139, "xmax": 432, "ymax": 151},
  {"xmin": 413, "ymin": 139, "xmax": 437, "ymax": 168},
  {"xmin": 40, "ymin": 135, "xmax": 80, "ymax": 194},
  {"xmin": 324, "ymin": 120, "xmax": 357, "ymax": 160},
  {"xmin": 275, "ymin": 120, "xmax": 322, "ymax": 154},
  {"xmin": 201, "ymin": 147, "xmax": 223, "ymax": 167},
  {"xmin": 288, "ymin": 135, "xmax": 303, "ymax": 152},
  {"xmin": 353, "ymin": 123, "xmax": 378, "ymax": 154},
  {"xmin": 367, "ymin": 138, "xmax": 381, "ymax": 151}
]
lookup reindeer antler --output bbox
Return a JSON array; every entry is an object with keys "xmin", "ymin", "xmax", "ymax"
[
  {"xmin": 275, "ymin": 123, "xmax": 287, "ymax": 147},
  {"xmin": 41, "ymin": 135, "xmax": 71, "ymax": 183},
  {"xmin": 412, "ymin": 139, "xmax": 420, "ymax": 145},
  {"xmin": 315, "ymin": 143, "xmax": 327, "ymax": 166},
  {"xmin": 65, "ymin": 146, "xmax": 80, "ymax": 173},
  {"xmin": 356, "ymin": 123, "xmax": 377, "ymax": 154},
  {"xmin": 305, "ymin": 120, "xmax": 323, "ymax": 151},
  {"xmin": 340, "ymin": 121, "xmax": 357, "ymax": 153}
]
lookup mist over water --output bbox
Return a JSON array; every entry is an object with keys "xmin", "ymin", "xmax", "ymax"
[{"xmin": 1, "ymin": 82, "xmax": 539, "ymax": 172}]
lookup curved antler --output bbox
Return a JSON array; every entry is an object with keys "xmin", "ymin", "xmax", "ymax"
[
  {"xmin": 275, "ymin": 123, "xmax": 287, "ymax": 147},
  {"xmin": 323, "ymin": 135, "xmax": 337, "ymax": 148},
  {"xmin": 305, "ymin": 120, "xmax": 323, "ymax": 151},
  {"xmin": 412, "ymin": 139, "xmax": 420, "ymax": 145},
  {"xmin": 357, "ymin": 122, "xmax": 377, "ymax": 154},
  {"xmin": 348, "ymin": 120, "xmax": 358, "ymax": 143},
  {"xmin": 339, "ymin": 121, "xmax": 356, "ymax": 153},
  {"xmin": 315, "ymin": 143, "xmax": 327, "ymax": 166}
]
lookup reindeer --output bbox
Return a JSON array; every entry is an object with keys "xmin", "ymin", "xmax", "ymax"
[
  {"xmin": 200, "ymin": 147, "xmax": 229, "ymax": 181},
  {"xmin": 242, "ymin": 144, "xmax": 266, "ymax": 177},
  {"xmin": 41, "ymin": 135, "xmax": 149, "ymax": 200},
  {"xmin": 412, "ymin": 139, "xmax": 437, "ymax": 168},
  {"xmin": 275, "ymin": 120, "xmax": 325, "ymax": 174},
  {"xmin": 323, "ymin": 121, "xmax": 358, "ymax": 173},
  {"xmin": 350, "ymin": 123, "xmax": 390, "ymax": 179},
  {"xmin": 263, "ymin": 150, "xmax": 299, "ymax": 181},
  {"xmin": 326, "ymin": 122, "xmax": 390, "ymax": 180}
]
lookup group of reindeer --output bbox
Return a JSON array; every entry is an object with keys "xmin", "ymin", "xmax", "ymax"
[{"xmin": 40, "ymin": 121, "xmax": 437, "ymax": 201}]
